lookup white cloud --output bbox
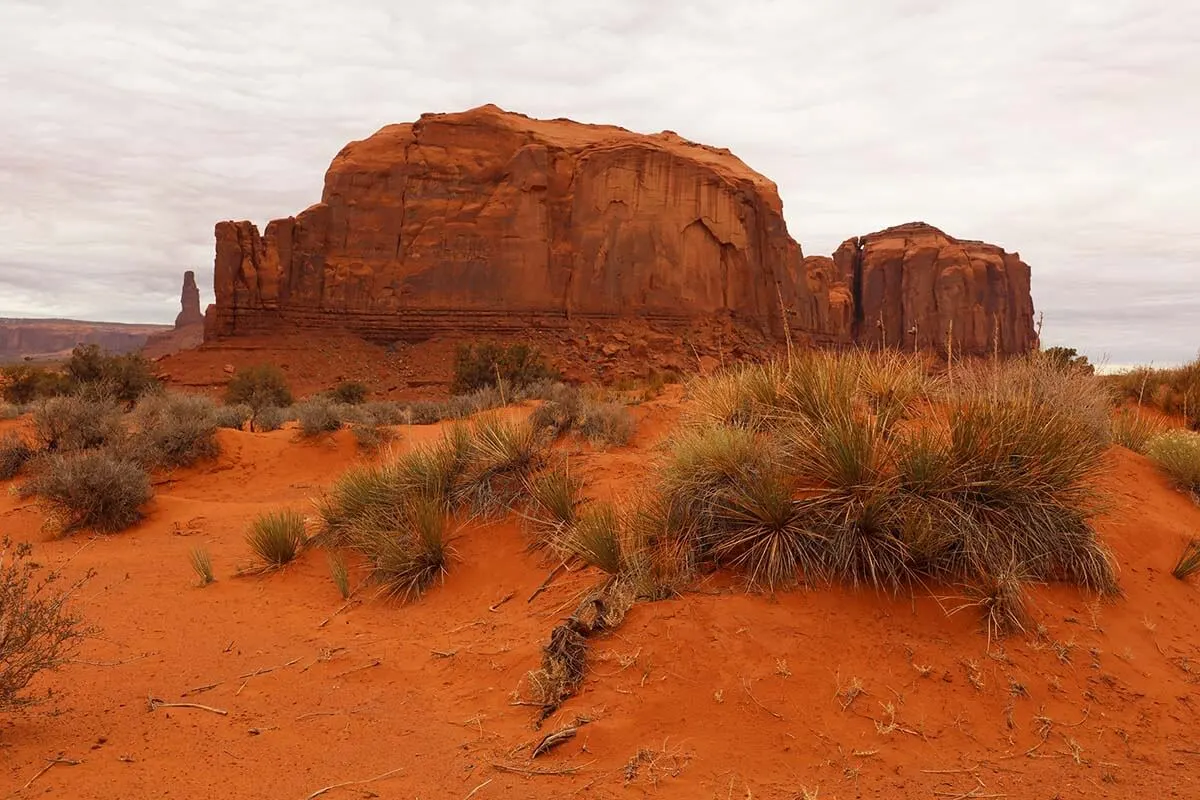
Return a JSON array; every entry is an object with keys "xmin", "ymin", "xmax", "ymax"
[{"xmin": 1, "ymin": 0, "xmax": 1196, "ymax": 363}]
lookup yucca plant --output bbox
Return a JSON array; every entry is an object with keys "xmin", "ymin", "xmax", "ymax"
[
  {"xmin": 455, "ymin": 414, "xmax": 546, "ymax": 514},
  {"xmin": 565, "ymin": 502, "xmax": 624, "ymax": 574},
  {"xmin": 356, "ymin": 497, "xmax": 453, "ymax": 601},
  {"xmin": 246, "ymin": 509, "xmax": 307, "ymax": 569},
  {"xmin": 189, "ymin": 547, "xmax": 214, "ymax": 586},
  {"xmin": 523, "ymin": 461, "xmax": 586, "ymax": 549}
]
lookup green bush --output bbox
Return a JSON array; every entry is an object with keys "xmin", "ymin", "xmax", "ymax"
[
  {"xmin": 128, "ymin": 393, "xmax": 220, "ymax": 469},
  {"xmin": 65, "ymin": 344, "xmax": 160, "ymax": 404},
  {"xmin": 451, "ymin": 342, "xmax": 557, "ymax": 394},
  {"xmin": 330, "ymin": 381, "xmax": 369, "ymax": 405},
  {"xmin": 23, "ymin": 451, "xmax": 152, "ymax": 534},
  {"xmin": 0, "ymin": 433, "xmax": 34, "ymax": 480},
  {"xmin": 31, "ymin": 396, "xmax": 124, "ymax": 453},
  {"xmin": 225, "ymin": 364, "xmax": 293, "ymax": 411},
  {"xmin": 0, "ymin": 365, "xmax": 71, "ymax": 404}
]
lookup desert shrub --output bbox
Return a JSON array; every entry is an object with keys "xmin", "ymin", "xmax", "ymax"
[
  {"xmin": 451, "ymin": 342, "xmax": 558, "ymax": 394},
  {"xmin": 1146, "ymin": 430, "xmax": 1200, "ymax": 494},
  {"xmin": 350, "ymin": 420, "xmax": 390, "ymax": 452},
  {"xmin": 578, "ymin": 400, "xmax": 636, "ymax": 447},
  {"xmin": 31, "ymin": 396, "xmax": 124, "ymax": 453},
  {"xmin": 350, "ymin": 496, "xmax": 452, "ymax": 601},
  {"xmin": 294, "ymin": 398, "xmax": 344, "ymax": 437},
  {"xmin": 214, "ymin": 403, "xmax": 253, "ymax": 430},
  {"xmin": 246, "ymin": 509, "xmax": 307, "ymax": 568},
  {"xmin": 65, "ymin": 344, "xmax": 159, "ymax": 404},
  {"xmin": 128, "ymin": 393, "xmax": 220, "ymax": 469},
  {"xmin": 330, "ymin": 381, "xmax": 369, "ymax": 405},
  {"xmin": 252, "ymin": 405, "xmax": 291, "ymax": 432},
  {"xmin": 529, "ymin": 384, "xmax": 584, "ymax": 437},
  {"xmin": 1110, "ymin": 407, "xmax": 1169, "ymax": 454},
  {"xmin": 1111, "ymin": 357, "xmax": 1200, "ymax": 430},
  {"xmin": 454, "ymin": 415, "xmax": 547, "ymax": 514},
  {"xmin": 23, "ymin": 451, "xmax": 152, "ymax": 534},
  {"xmin": 225, "ymin": 364, "xmax": 293, "ymax": 411},
  {"xmin": 0, "ymin": 432, "xmax": 34, "ymax": 480},
  {"xmin": 0, "ymin": 538, "xmax": 92, "ymax": 710},
  {"xmin": 189, "ymin": 547, "xmax": 214, "ymax": 586},
  {"xmin": 1042, "ymin": 346, "xmax": 1095, "ymax": 374},
  {"xmin": 362, "ymin": 401, "xmax": 409, "ymax": 425},
  {"xmin": 1, "ymin": 365, "xmax": 71, "ymax": 404}
]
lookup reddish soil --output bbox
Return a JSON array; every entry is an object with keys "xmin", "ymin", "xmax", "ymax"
[{"xmin": 2, "ymin": 399, "xmax": 1199, "ymax": 799}]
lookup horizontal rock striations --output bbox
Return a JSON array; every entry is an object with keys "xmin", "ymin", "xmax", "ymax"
[{"xmin": 204, "ymin": 105, "xmax": 1036, "ymax": 357}]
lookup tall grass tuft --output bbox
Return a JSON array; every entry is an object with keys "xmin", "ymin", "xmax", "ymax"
[
  {"xmin": 455, "ymin": 414, "xmax": 546, "ymax": 514},
  {"xmin": 353, "ymin": 497, "xmax": 453, "ymax": 601},
  {"xmin": 1173, "ymin": 539, "xmax": 1200, "ymax": 581},
  {"xmin": 565, "ymin": 502, "xmax": 624, "ymax": 574},
  {"xmin": 523, "ymin": 460, "xmax": 586, "ymax": 549},
  {"xmin": 329, "ymin": 553, "xmax": 352, "ymax": 598},
  {"xmin": 1146, "ymin": 430, "xmax": 1200, "ymax": 494},
  {"xmin": 189, "ymin": 547, "xmax": 214, "ymax": 586},
  {"xmin": 246, "ymin": 509, "xmax": 307, "ymax": 569},
  {"xmin": 1110, "ymin": 407, "xmax": 1168, "ymax": 454}
]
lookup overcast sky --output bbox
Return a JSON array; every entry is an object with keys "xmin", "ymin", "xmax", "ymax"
[{"xmin": 1, "ymin": 1, "xmax": 1196, "ymax": 365}]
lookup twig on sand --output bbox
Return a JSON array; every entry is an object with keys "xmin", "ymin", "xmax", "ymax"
[
  {"xmin": 463, "ymin": 778, "xmax": 492, "ymax": 799},
  {"xmin": 491, "ymin": 761, "xmax": 592, "ymax": 777},
  {"xmin": 527, "ymin": 560, "xmax": 569, "ymax": 604},
  {"xmin": 17, "ymin": 756, "xmax": 81, "ymax": 793},
  {"xmin": 302, "ymin": 766, "xmax": 404, "ymax": 800},
  {"xmin": 333, "ymin": 658, "xmax": 382, "ymax": 679},
  {"xmin": 741, "ymin": 678, "xmax": 784, "ymax": 721},
  {"xmin": 318, "ymin": 598, "xmax": 362, "ymax": 628},
  {"xmin": 182, "ymin": 681, "xmax": 223, "ymax": 697},
  {"xmin": 489, "ymin": 591, "xmax": 516, "ymax": 612},
  {"xmin": 431, "ymin": 649, "xmax": 457, "ymax": 659},
  {"xmin": 238, "ymin": 657, "xmax": 302, "ymax": 680},
  {"xmin": 147, "ymin": 696, "xmax": 228, "ymax": 716},
  {"xmin": 531, "ymin": 726, "xmax": 578, "ymax": 758}
]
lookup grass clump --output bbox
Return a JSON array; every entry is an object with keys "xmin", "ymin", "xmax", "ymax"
[
  {"xmin": 1109, "ymin": 356, "xmax": 1200, "ymax": 430},
  {"xmin": 452, "ymin": 342, "xmax": 558, "ymax": 394},
  {"xmin": 31, "ymin": 396, "xmax": 124, "ymax": 453},
  {"xmin": 351, "ymin": 497, "xmax": 453, "ymax": 601},
  {"xmin": 189, "ymin": 547, "xmax": 214, "ymax": 586},
  {"xmin": 225, "ymin": 364, "xmax": 293, "ymax": 411},
  {"xmin": 23, "ymin": 451, "xmax": 152, "ymax": 534},
  {"xmin": 1146, "ymin": 430, "xmax": 1200, "ymax": 494},
  {"xmin": 1173, "ymin": 539, "xmax": 1200, "ymax": 581},
  {"xmin": 294, "ymin": 398, "xmax": 344, "ymax": 437},
  {"xmin": 523, "ymin": 461, "xmax": 586, "ymax": 549},
  {"xmin": 454, "ymin": 415, "xmax": 547, "ymax": 515},
  {"xmin": 64, "ymin": 344, "xmax": 160, "ymax": 405},
  {"xmin": 330, "ymin": 381, "xmax": 368, "ymax": 405},
  {"xmin": 0, "ymin": 432, "xmax": 34, "ymax": 480},
  {"xmin": 214, "ymin": 404, "xmax": 253, "ymax": 430},
  {"xmin": 1110, "ymin": 407, "xmax": 1169, "ymax": 454},
  {"xmin": 246, "ymin": 509, "xmax": 307, "ymax": 569},
  {"xmin": 329, "ymin": 553, "xmax": 352, "ymax": 598},
  {"xmin": 565, "ymin": 502, "xmax": 624, "ymax": 574},
  {"xmin": 252, "ymin": 405, "xmax": 291, "ymax": 432},
  {"xmin": 578, "ymin": 400, "xmax": 636, "ymax": 447},
  {"xmin": 128, "ymin": 393, "xmax": 220, "ymax": 469},
  {"xmin": 0, "ymin": 538, "xmax": 93, "ymax": 710}
]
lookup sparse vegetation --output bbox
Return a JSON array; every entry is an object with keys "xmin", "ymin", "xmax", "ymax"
[
  {"xmin": 23, "ymin": 450, "xmax": 152, "ymax": 534},
  {"xmin": 189, "ymin": 547, "xmax": 214, "ymax": 586},
  {"xmin": 353, "ymin": 496, "xmax": 453, "ymax": 601},
  {"xmin": 451, "ymin": 342, "xmax": 558, "ymax": 394},
  {"xmin": 528, "ymin": 383, "xmax": 637, "ymax": 446},
  {"xmin": 330, "ymin": 381, "xmax": 369, "ymax": 405},
  {"xmin": 1109, "ymin": 355, "xmax": 1200, "ymax": 430},
  {"xmin": 252, "ymin": 405, "xmax": 291, "ymax": 432},
  {"xmin": 0, "ymin": 365, "xmax": 70, "ymax": 404},
  {"xmin": 1173, "ymin": 539, "xmax": 1200, "ymax": 581},
  {"xmin": 0, "ymin": 538, "xmax": 92, "ymax": 710},
  {"xmin": 246, "ymin": 509, "xmax": 307, "ymax": 569},
  {"xmin": 329, "ymin": 553, "xmax": 351, "ymax": 598},
  {"xmin": 214, "ymin": 403, "xmax": 253, "ymax": 430},
  {"xmin": 0, "ymin": 432, "xmax": 34, "ymax": 480},
  {"xmin": 454, "ymin": 415, "xmax": 547, "ymax": 515},
  {"xmin": 1146, "ymin": 430, "xmax": 1200, "ymax": 494},
  {"xmin": 225, "ymin": 364, "xmax": 293, "ymax": 411},
  {"xmin": 294, "ymin": 397, "xmax": 344, "ymax": 437},
  {"xmin": 1111, "ymin": 407, "xmax": 1169, "ymax": 454},
  {"xmin": 31, "ymin": 396, "xmax": 124, "ymax": 453},
  {"xmin": 65, "ymin": 344, "xmax": 160, "ymax": 404},
  {"xmin": 523, "ymin": 460, "xmax": 586, "ymax": 549},
  {"xmin": 128, "ymin": 393, "xmax": 220, "ymax": 468}
]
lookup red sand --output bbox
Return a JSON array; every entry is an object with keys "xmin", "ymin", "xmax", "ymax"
[{"xmin": 2, "ymin": 402, "xmax": 1199, "ymax": 799}]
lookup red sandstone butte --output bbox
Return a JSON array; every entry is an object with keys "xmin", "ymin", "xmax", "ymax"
[{"xmin": 204, "ymin": 105, "xmax": 1036, "ymax": 356}]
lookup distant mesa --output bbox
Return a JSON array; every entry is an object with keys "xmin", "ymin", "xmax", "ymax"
[
  {"xmin": 203, "ymin": 104, "xmax": 1037, "ymax": 357},
  {"xmin": 0, "ymin": 318, "xmax": 170, "ymax": 363}
]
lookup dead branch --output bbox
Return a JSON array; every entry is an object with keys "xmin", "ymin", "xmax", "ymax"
[
  {"xmin": 491, "ymin": 761, "xmax": 591, "ymax": 777},
  {"xmin": 489, "ymin": 591, "xmax": 516, "ymax": 612},
  {"xmin": 463, "ymin": 778, "xmax": 492, "ymax": 799},
  {"xmin": 302, "ymin": 766, "xmax": 404, "ymax": 800},
  {"xmin": 741, "ymin": 678, "xmax": 784, "ymax": 720},
  {"xmin": 333, "ymin": 658, "xmax": 382, "ymax": 679},
  {"xmin": 17, "ymin": 756, "xmax": 81, "ymax": 793},
  {"xmin": 532, "ymin": 726, "xmax": 578, "ymax": 758},
  {"xmin": 527, "ymin": 560, "xmax": 568, "ymax": 604},
  {"xmin": 147, "ymin": 696, "xmax": 228, "ymax": 716},
  {"xmin": 182, "ymin": 681, "xmax": 223, "ymax": 697}
]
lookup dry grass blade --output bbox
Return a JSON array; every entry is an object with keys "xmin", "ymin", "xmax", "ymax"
[
  {"xmin": 302, "ymin": 766, "xmax": 405, "ymax": 800},
  {"xmin": 1173, "ymin": 538, "xmax": 1200, "ymax": 580}
]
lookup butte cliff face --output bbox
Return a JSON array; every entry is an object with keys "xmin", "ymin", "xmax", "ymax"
[{"xmin": 206, "ymin": 105, "xmax": 1036, "ymax": 357}]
